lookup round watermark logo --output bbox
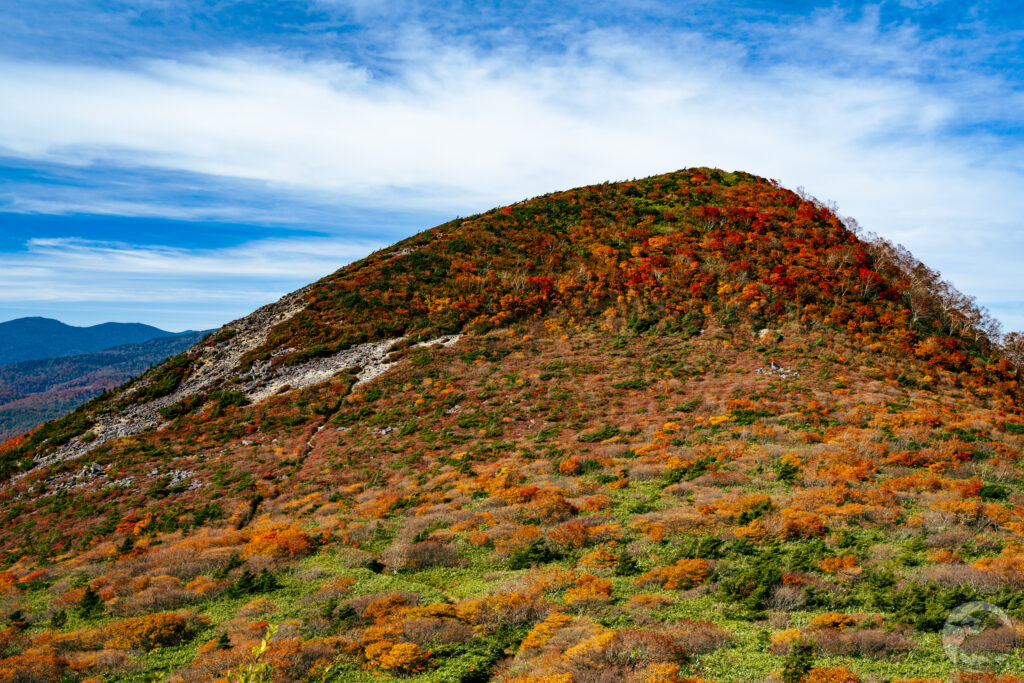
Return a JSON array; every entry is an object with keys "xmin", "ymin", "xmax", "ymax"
[{"xmin": 942, "ymin": 601, "xmax": 1016, "ymax": 671}]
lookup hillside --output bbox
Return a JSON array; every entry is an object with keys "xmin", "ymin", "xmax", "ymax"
[
  {"xmin": 0, "ymin": 331, "xmax": 210, "ymax": 441},
  {"xmin": 0, "ymin": 317, "xmax": 184, "ymax": 366},
  {"xmin": 0, "ymin": 168, "xmax": 1022, "ymax": 682}
]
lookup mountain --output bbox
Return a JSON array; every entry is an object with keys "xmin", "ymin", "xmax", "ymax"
[
  {"xmin": 0, "ymin": 317, "xmax": 184, "ymax": 365},
  {"xmin": 0, "ymin": 168, "xmax": 1023, "ymax": 682},
  {"xmin": 0, "ymin": 331, "xmax": 210, "ymax": 441}
]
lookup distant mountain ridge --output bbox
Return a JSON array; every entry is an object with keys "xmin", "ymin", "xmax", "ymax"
[
  {"xmin": 0, "ymin": 316, "xmax": 186, "ymax": 365},
  {"xmin": 0, "ymin": 330, "xmax": 209, "ymax": 440}
]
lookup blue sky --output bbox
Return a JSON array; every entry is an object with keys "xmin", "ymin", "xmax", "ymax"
[{"xmin": 0, "ymin": 1, "xmax": 1022, "ymax": 332}]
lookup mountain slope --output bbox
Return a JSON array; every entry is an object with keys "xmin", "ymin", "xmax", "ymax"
[
  {"xmin": 0, "ymin": 168, "xmax": 1022, "ymax": 682},
  {"xmin": 0, "ymin": 330, "xmax": 210, "ymax": 441},
  {"xmin": 0, "ymin": 317, "xmax": 184, "ymax": 365}
]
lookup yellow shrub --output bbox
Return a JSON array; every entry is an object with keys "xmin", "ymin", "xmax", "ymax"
[
  {"xmin": 564, "ymin": 630, "xmax": 615, "ymax": 660},
  {"xmin": 365, "ymin": 640, "xmax": 427, "ymax": 674},
  {"xmin": 520, "ymin": 613, "xmax": 573, "ymax": 649},
  {"xmin": 565, "ymin": 574, "xmax": 612, "ymax": 607},
  {"xmin": 770, "ymin": 628, "xmax": 801, "ymax": 646},
  {"xmin": 808, "ymin": 612, "xmax": 855, "ymax": 630}
]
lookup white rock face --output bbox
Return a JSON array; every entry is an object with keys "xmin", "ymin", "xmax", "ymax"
[{"xmin": 18, "ymin": 279, "xmax": 462, "ymax": 476}]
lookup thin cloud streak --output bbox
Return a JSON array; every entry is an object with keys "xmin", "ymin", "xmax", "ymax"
[{"xmin": 0, "ymin": 238, "xmax": 383, "ymax": 317}]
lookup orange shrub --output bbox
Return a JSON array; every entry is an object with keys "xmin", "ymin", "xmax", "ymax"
[
  {"xmin": 455, "ymin": 590, "xmax": 547, "ymax": 628},
  {"xmin": 0, "ymin": 654, "xmax": 69, "ymax": 682},
  {"xmin": 579, "ymin": 547, "xmax": 618, "ymax": 569},
  {"xmin": 357, "ymin": 494, "xmax": 400, "ymax": 519},
  {"xmin": 628, "ymin": 594, "xmax": 675, "ymax": 610},
  {"xmin": 927, "ymin": 549, "xmax": 961, "ymax": 563},
  {"xmin": 507, "ymin": 675, "xmax": 573, "ymax": 683},
  {"xmin": 635, "ymin": 559, "xmax": 710, "ymax": 590},
  {"xmin": 818, "ymin": 555, "xmax": 858, "ymax": 573},
  {"xmin": 0, "ymin": 573, "xmax": 16, "ymax": 598},
  {"xmin": 362, "ymin": 593, "xmax": 415, "ymax": 623},
  {"xmin": 971, "ymin": 555, "xmax": 1024, "ymax": 586},
  {"xmin": 406, "ymin": 602, "xmax": 458, "ymax": 620},
  {"xmin": 770, "ymin": 628, "xmax": 801, "ymax": 651},
  {"xmin": 103, "ymin": 611, "xmax": 207, "ymax": 650},
  {"xmin": 565, "ymin": 574, "xmax": 613, "ymax": 608},
  {"xmin": 243, "ymin": 522, "xmax": 315, "ymax": 558},
  {"xmin": 185, "ymin": 576, "xmax": 225, "ymax": 596},
  {"xmin": 559, "ymin": 456, "xmax": 583, "ymax": 475},
  {"xmin": 364, "ymin": 640, "xmax": 428, "ymax": 674},
  {"xmin": 466, "ymin": 530, "xmax": 491, "ymax": 546},
  {"xmin": 779, "ymin": 509, "xmax": 826, "ymax": 539},
  {"xmin": 581, "ymin": 494, "xmax": 612, "ymax": 512},
  {"xmin": 805, "ymin": 666, "xmax": 861, "ymax": 682},
  {"xmin": 494, "ymin": 525, "xmax": 542, "ymax": 557},
  {"xmin": 549, "ymin": 520, "xmax": 590, "ymax": 548},
  {"xmin": 734, "ymin": 518, "xmax": 768, "ymax": 543}
]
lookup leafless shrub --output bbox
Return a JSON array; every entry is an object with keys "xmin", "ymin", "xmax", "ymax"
[
  {"xmin": 65, "ymin": 648, "xmax": 135, "ymax": 675},
  {"xmin": 817, "ymin": 628, "xmax": 914, "ymax": 659},
  {"xmin": 402, "ymin": 617, "xmax": 475, "ymax": 646},
  {"xmin": 395, "ymin": 513, "xmax": 452, "ymax": 544},
  {"xmin": 114, "ymin": 585, "xmax": 198, "ymax": 616},
  {"xmin": 336, "ymin": 548, "xmax": 380, "ymax": 569},
  {"xmin": 381, "ymin": 540, "xmax": 459, "ymax": 572},
  {"xmin": 960, "ymin": 624, "xmax": 1016, "ymax": 655},
  {"xmin": 278, "ymin": 640, "xmax": 338, "ymax": 681},
  {"xmin": 344, "ymin": 520, "xmax": 385, "ymax": 545},
  {"xmin": 236, "ymin": 598, "xmax": 278, "ymax": 619},
  {"xmin": 628, "ymin": 464, "xmax": 665, "ymax": 481},
  {"xmin": 662, "ymin": 482, "xmax": 695, "ymax": 497},
  {"xmin": 692, "ymin": 471, "xmax": 750, "ymax": 487},
  {"xmin": 917, "ymin": 564, "xmax": 1005, "ymax": 592},
  {"xmin": 767, "ymin": 585, "xmax": 807, "ymax": 611},
  {"xmin": 667, "ymin": 620, "xmax": 733, "ymax": 655},
  {"xmin": 926, "ymin": 529, "xmax": 971, "ymax": 548}
]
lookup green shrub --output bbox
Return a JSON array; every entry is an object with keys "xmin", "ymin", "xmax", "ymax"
[
  {"xmin": 781, "ymin": 638, "xmax": 815, "ymax": 683},
  {"xmin": 76, "ymin": 585, "xmax": 103, "ymax": 618},
  {"xmin": 159, "ymin": 393, "xmax": 206, "ymax": 420},
  {"xmin": 577, "ymin": 424, "xmax": 619, "ymax": 443},
  {"xmin": 507, "ymin": 541, "xmax": 563, "ymax": 570},
  {"xmin": 719, "ymin": 548, "xmax": 782, "ymax": 611},
  {"xmin": 134, "ymin": 354, "xmax": 192, "ymax": 402},
  {"xmin": 980, "ymin": 483, "xmax": 1009, "ymax": 501}
]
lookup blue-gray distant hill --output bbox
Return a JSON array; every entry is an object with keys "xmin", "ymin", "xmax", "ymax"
[
  {"xmin": 0, "ymin": 317, "xmax": 188, "ymax": 365},
  {"xmin": 0, "ymin": 330, "xmax": 209, "ymax": 440}
]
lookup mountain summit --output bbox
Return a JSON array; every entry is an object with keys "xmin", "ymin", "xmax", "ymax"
[{"xmin": 1, "ymin": 169, "xmax": 1023, "ymax": 682}]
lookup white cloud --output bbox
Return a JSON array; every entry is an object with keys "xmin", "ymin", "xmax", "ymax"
[
  {"xmin": 0, "ymin": 23, "xmax": 1022, "ymax": 328},
  {"xmin": 0, "ymin": 237, "xmax": 382, "ymax": 327}
]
